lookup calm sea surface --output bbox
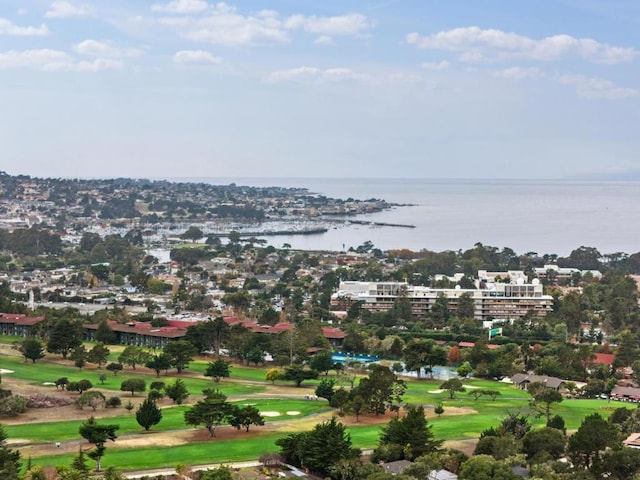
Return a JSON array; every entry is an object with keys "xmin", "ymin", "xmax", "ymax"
[{"xmin": 182, "ymin": 178, "xmax": 640, "ymax": 256}]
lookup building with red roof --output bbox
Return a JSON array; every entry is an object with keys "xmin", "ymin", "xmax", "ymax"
[{"xmin": 0, "ymin": 313, "xmax": 45, "ymax": 337}]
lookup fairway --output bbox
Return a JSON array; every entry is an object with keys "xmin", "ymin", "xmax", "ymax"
[{"xmin": 2, "ymin": 344, "xmax": 635, "ymax": 473}]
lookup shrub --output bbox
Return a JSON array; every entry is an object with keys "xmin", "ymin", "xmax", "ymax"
[
  {"xmin": 0, "ymin": 395, "xmax": 28, "ymax": 416},
  {"xmin": 27, "ymin": 394, "xmax": 74, "ymax": 408},
  {"xmin": 106, "ymin": 397, "xmax": 122, "ymax": 408},
  {"xmin": 55, "ymin": 377, "xmax": 69, "ymax": 390}
]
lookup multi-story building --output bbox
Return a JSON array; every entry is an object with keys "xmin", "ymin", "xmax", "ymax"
[{"xmin": 332, "ymin": 279, "xmax": 553, "ymax": 322}]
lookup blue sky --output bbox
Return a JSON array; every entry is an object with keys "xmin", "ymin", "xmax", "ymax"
[{"xmin": 1, "ymin": 0, "xmax": 639, "ymax": 179}]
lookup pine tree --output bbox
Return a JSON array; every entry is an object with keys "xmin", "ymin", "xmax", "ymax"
[
  {"xmin": 375, "ymin": 405, "xmax": 442, "ymax": 461},
  {"xmin": 136, "ymin": 398, "xmax": 162, "ymax": 431},
  {"xmin": 0, "ymin": 425, "xmax": 21, "ymax": 479},
  {"xmin": 71, "ymin": 448, "xmax": 90, "ymax": 474}
]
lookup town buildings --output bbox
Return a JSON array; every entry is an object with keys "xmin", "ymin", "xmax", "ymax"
[{"xmin": 332, "ymin": 275, "xmax": 554, "ymax": 322}]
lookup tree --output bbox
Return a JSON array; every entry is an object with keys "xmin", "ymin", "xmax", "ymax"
[
  {"xmin": 180, "ymin": 226, "xmax": 204, "ymax": 243},
  {"xmin": 315, "ymin": 378, "xmax": 336, "ymax": 401},
  {"xmin": 136, "ymin": 398, "xmax": 162, "ymax": 431},
  {"xmin": 0, "ymin": 396, "xmax": 27, "ymax": 417},
  {"xmin": 440, "ymin": 378, "xmax": 466, "ymax": 399},
  {"xmin": 595, "ymin": 447, "xmax": 640, "ymax": 480},
  {"xmin": 165, "ymin": 379, "xmax": 189, "ymax": 404},
  {"xmin": 105, "ymin": 397, "xmax": 121, "ymax": 409},
  {"xmin": 78, "ymin": 416, "xmax": 119, "ymax": 471},
  {"xmin": 456, "ymin": 361, "xmax": 473, "ymax": 378},
  {"xmin": 67, "ymin": 379, "xmax": 93, "ymax": 394},
  {"xmin": 145, "ymin": 353, "xmax": 172, "ymax": 377},
  {"xmin": 70, "ymin": 345, "xmax": 87, "ymax": 370},
  {"xmin": 527, "ymin": 381, "xmax": 563, "ymax": 422},
  {"xmin": 522, "ymin": 427, "xmax": 566, "ymax": 463},
  {"xmin": 0, "ymin": 425, "xmax": 21, "ymax": 479},
  {"xmin": 185, "ymin": 317, "xmax": 229, "ymax": 357},
  {"xmin": 76, "ymin": 391, "xmax": 105, "ymax": 411},
  {"xmin": 106, "ymin": 363, "xmax": 123, "ymax": 376},
  {"xmin": 281, "ymin": 365, "xmax": 319, "ymax": 387},
  {"xmin": 310, "ymin": 350, "xmax": 334, "ymax": 375},
  {"xmin": 458, "ymin": 454, "xmax": 519, "ymax": 480},
  {"xmin": 19, "ymin": 338, "xmax": 45, "ymax": 363},
  {"xmin": 120, "ymin": 378, "xmax": 146, "ymax": 396},
  {"xmin": 374, "ymin": 405, "xmax": 442, "ymax": 462},
  {"xmin": 357, "ymin": 365, "xmax": 406, "ymax": 415},
  {"xmin": 204, "ymin": 359, "xmax": 231, "ymax": 383},
  {"xmin": 94, "ymin": 320, "xmax": 116, "ymax": 344},
  {"xmin": 118, "ymin": 346, "xmax": 151, "ymax": 370},
  {"xmin": 568, "ymin": 413, "xmax": 620, "ymax": 467},
  {"xmin": 265, "ymin": 368, "xmax": 281, "ymax": 384},
  {"xmin": 457, "ymin": 292, "xmax": 475, "ymax": 319},
  {"xmin": 55, "ymin": 377, "xmax": 69, "ymax": 390},
  {"xmin": 150, "ymin": 381, "xmax": 165, "ymax": 391},
  {"xmin": 87, "ymin": 342, "xmax": 110, "ymax": 369},
  {"xmin": 404, "ymin": 340, "xmax": 447, "ymax": 378},
  {"xmin": 164, "ymin": 341, "xmax": 198, "ymax": 373},
  {"xmin": 448, "ymin": 345, "xmax": 461, "ymax": 365},
  {"xmin": 200, "ymin": 466, "xmax": 234, "ymax": 480},
  {"xmin": 47, "ymin": 318, "xmax": 83, "ymax": 359},
  {"xmin": 277, "ymin": 417, "xmax": 358, "ymax": 478},
  {"xmin": 103, "ymin": 466, "xmax": 126, "ymax": 480},
  {"xmin": 344, "ymin": 395, "xmax": 366, "ymax": 422},
  {"xmin": 434, "ymin": 403, "xmax": 444, "ymax": 416},
  {"xmin": 71, "ymin": 447, "xmax": 90, "ymax": 476},
  {"xmin": 184, "ymin": 389, "xmax": 231, "ymax": 437},
  {"xmin": 228, "ymin": 405, "xmax": 264, "ymax": 432}
]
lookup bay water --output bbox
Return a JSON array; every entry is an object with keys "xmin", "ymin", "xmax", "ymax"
[{"xmin": 188, "ymin": 177, "xmax": 640, "ymax": 256}]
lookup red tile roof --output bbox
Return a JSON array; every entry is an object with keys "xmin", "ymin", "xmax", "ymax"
[
  {"xmin": 0, "ymin": 313, "xmax": 45, "ymax": 326},
  {"xmin": 593, "ymin": 353, "xmax": 615, "ymax": 366}
]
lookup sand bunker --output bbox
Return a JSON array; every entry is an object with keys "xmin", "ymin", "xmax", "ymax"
[
  {"xmin": 286, "ymin": 411, "xmax": 301, "ymax": 416},
  {"xmin": 261, "ymin": 411, "xmax": 281, "ymax": 417},
  {"xmin": 0, "ymin": 369, "xmax": 15, "ymax": 374}
]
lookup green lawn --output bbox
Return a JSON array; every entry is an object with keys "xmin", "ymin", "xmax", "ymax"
[
  {"xmin": 31, "ymin": 432, "xmax": 286, "ymax": 472},
  {"xmin": 4, "ymin": 347, "xmax": 636, "ymax": 473},
  {"xmin": 5, "ymin": 398, "xmax": 331, "ymax": 443},
  {"xmin": 0, "ymin": 355, "xmax": 264, "ymax": 397}
]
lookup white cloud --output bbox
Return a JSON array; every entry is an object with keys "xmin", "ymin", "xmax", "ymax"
[
  {"xmin": 155, "ymin": 6, "xmax": 373, "ymax": 47},
  {"xmin": 151, "ymin": 0, "xmax": 209, "ymax": 14},
  {"xmin": 314, "ymin": 35, "xmax": 336, "ymax": 46},
  {"xmin": 406, "ymin": 26, "xmax": 637, "ymax": 64},
  {"xmin": 0, "ymin": 17, "xmax": 48, "ymax": 36},
  {"xmin": 0, "ymin": 49, "xmax": 122, "ymax": 72},
  {"xmin": 73, "ymin": 40, "xmax": 144, "ymax": 58},
  {"xmin": 492, "ymin": 66, "xmax": 541, "ymax": 79},
  {"xmin": 173, "ymin": 49, "xmax": 222, "ymax": 64},
  {"xmin": 556, "ymin": 74, "xmax": 638, "ymax": 99},
  {"xmin": 284, "ymin": 13, "xmax": 373, "ymax": 36},
  {"xmin": 76, "ymin": 58, "xmax": 124, "ymax": 72},
  {"xmin": 264, "ymin": 66, "xmax": 381, "ymax": 85},
  {"xmin": 421, "ymin": 60, "xmax": 450, "ymax": 70},
  {"xmin": 45, "ymin": 1, "xmax": 89, "ymax": 18},
  {"xmin": 158, "ymin": 3, "xmax": 289, "ymax": 46},
  {"xmin": 0, "ymin": 49, "xmax": 71, "ymax": 70},
  {"xmin": 264, "ymin": 66, "xmax": 431, "ymax": 87}
]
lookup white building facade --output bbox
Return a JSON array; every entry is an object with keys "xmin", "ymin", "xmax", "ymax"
[{"xmin": 333, "ymin": 279, "xmax": 553, "ymax": 322}]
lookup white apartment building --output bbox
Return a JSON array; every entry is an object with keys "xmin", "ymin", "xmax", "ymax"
[{"xmin": 333, "ymin": 278, "xmax": 553, "ymax": 322}]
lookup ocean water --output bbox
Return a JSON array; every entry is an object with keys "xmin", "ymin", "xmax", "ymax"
[{"xmin": 186, "ymin": 177, "xmax": 640, "ymax": 256}]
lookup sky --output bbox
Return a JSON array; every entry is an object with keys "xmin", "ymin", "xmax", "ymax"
[{"xmin": 1, "ymin": 0, "xmax": 639, "ymax": 180}]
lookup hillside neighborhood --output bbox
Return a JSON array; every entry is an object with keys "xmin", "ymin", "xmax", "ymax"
[{"xmin": 2, "ymin": 173, "xmax": 640, "ymax": 479}]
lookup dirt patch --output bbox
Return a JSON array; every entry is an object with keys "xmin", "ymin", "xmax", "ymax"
[
  {"xmin": 443, "ymin": 438, "xmax": 478, "ymax": 457},
  {"xmin": 1, "ymin": 377, "xmax": 168, "ymax": 426},
  {"xmin": 425, "ymin": 406, "xmax": 477, "ymax": 418}
]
